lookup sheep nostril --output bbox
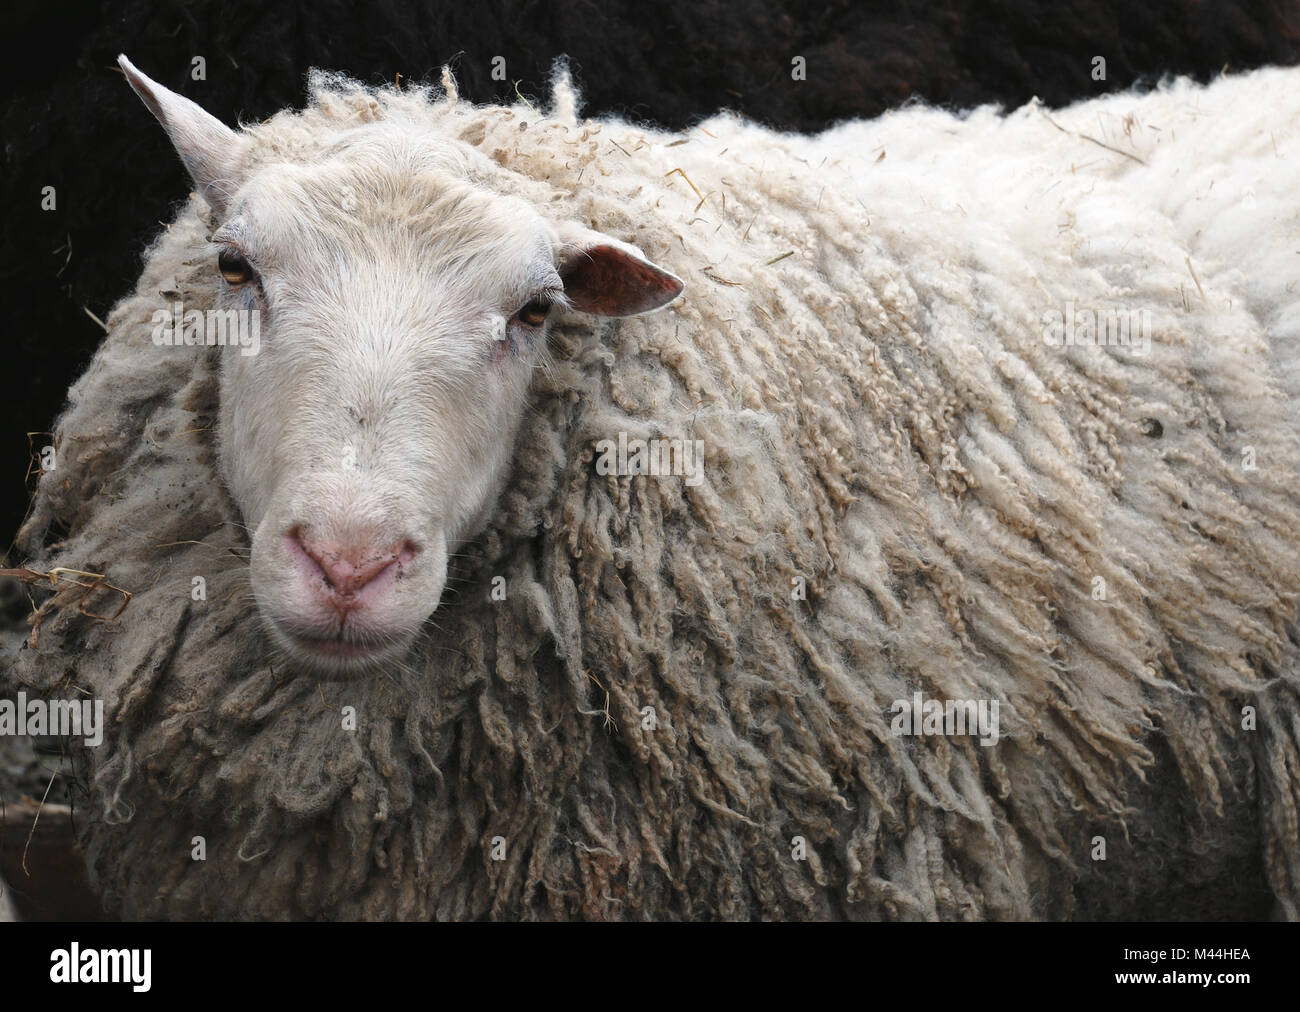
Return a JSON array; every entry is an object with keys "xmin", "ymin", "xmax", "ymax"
[{"xmin": 288, "ymin": 528, "xmax": 408, "ymax": 597}]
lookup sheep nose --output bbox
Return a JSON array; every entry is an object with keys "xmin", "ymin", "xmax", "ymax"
[{"xmin": 289, "ymin": 529, "xmax": 405, "ymax": 600}]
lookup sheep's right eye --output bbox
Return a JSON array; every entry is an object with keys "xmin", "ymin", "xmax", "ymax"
[{"xmin": 218, "ymin": 248, "xmax": 254, "ymax": 285}]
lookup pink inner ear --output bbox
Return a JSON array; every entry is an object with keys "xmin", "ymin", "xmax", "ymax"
[{"xmin": 561, "ymin": 244, "xmax": 683, "ymax": 317}]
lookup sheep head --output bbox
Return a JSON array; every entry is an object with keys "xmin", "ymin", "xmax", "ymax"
[{"xmin": 117, "ymin": 56, "xmax": 684, "ymax": 677}]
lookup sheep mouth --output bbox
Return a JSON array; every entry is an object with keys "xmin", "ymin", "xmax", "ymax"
[
  {"xmin": 269, "ymin": 618, "xmax": 412, "ymax": 673},
  {"xmin": 287, "ymin": 631, "xmax": 385, "ymax": 659}
]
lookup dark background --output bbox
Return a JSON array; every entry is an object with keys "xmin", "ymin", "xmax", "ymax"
[{"xmin": 3, "ymin": 0, "xmax": 1298, "ymax": 549}]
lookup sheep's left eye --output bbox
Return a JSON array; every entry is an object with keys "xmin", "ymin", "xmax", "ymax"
[{"xmin": 514, "ymin": 297, "xmax": 552, "ymax": 327}]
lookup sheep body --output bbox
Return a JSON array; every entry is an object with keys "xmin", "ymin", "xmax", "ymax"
[
  {"xmin": 10, "ymin": 66, "xmax": 1300, "ymax": 919},
  {"xmin": 0, "ymin": 877, "xmax": 15, "ymax": 922}
]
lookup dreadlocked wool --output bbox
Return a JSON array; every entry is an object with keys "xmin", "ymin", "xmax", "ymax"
[{"xmin": 8, "ymin": 65, "xmax": 1300, "ymax": 920}]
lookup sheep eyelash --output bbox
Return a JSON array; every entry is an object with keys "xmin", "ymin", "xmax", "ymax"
[
  {"xmin": 519, "ymin": 287, "xmax": 568, "ymax": 313},
  {"xmin": 510, "ymin": 287, "xmax": 570, "ymax": 326},
  {"xmin": 208, "ymin": 237, "xmax": 257, "ymax": 265}
]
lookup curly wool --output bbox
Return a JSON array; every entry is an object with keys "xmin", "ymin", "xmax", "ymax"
[{"xmin": 9, "ymin": 66, "xmax": 1300, "ymax": 920}]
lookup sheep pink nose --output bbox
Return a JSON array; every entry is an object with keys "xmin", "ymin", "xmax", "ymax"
[{"xmin": 289, "ymin": 530, "xmax": 404, "ymax": 599}]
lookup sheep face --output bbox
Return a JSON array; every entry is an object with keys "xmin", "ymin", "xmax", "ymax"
[
  {"xmin": 119, "ymin": 57, "xmax": 683, "ymax": 676},
  {"xmin": 220, "ymin": 158, "xmax": 557, "ymax": 676}
]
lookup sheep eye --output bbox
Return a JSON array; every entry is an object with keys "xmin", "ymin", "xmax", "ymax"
[
  {"xmin": 218, "ymin": 248, "xmax": 254, "ymax": 285},
  {"xmin": 515, "ymin": 297, "xmax": 552, "ymax": 327}
]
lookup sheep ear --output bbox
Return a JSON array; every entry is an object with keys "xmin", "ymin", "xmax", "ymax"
[
  {"xmin": 118, "ymin": 55, "xmax": 244, "ymax": 217},
  {"xmin": 554, "ymin": 223, "xmax": 684, "ymax": 317}
]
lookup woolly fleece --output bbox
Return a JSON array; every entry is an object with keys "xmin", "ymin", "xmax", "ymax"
[{"xmin": 10, "ymin": 66, "xmax": 1300, "ymax": 920}]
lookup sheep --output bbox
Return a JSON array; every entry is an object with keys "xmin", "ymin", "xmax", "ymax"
[
  {"xmin": 6, "ymin": 1, "xmax": 1300, "ymax": 542},
  {"xmin": 0, "ymin": 875, "xmax": 15, "ymax": 922},
  {"xmin": 7, "ymin": 54, "xmax": 1300, "ymax": 921}
]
